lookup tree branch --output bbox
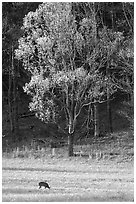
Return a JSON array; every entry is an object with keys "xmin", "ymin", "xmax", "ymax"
[{"xmin": 122, "ymin": 3, "xmax": 133, "ymax": 32}]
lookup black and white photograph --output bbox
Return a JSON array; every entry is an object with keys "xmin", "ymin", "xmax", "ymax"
[{"xmin": 2, "ymin": 2, "xmax": 134, "ymax": 202}]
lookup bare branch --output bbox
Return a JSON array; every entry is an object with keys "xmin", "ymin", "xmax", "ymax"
[{"xmin": 122, "ymin": 3, "xmax": 133, "ymax": 32}]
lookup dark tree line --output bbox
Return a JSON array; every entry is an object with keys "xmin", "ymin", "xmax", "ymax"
[{"xmin": 2, "ymin": 2, "xmax": 42, "ymax": 141}]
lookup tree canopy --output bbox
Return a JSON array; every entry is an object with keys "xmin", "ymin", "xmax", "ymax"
[{"xmin": 15, "ymin": 3, "xmax": 117, "ymax": 125}]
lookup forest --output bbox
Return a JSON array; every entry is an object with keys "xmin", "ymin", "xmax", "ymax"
[{"xmin": 2, "ymin": 2, "xmax": 134, "ymax": 157}]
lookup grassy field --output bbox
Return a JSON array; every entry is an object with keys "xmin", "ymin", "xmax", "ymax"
[{"xmin": 2, "ymin": 157, "xmax": 134, "ymax": 202}]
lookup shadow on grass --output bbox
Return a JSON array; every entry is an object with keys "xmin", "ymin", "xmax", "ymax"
[
  {"xmin": 2, "ymin": 191, "xmax": 133, "ymax": 202},
  {"xmin": 2, "ymin": 188, "xmax": 50, "ymax": 194},
  {"xmin": 2, "ymin": 167, "xmax": 120, "ymax": 174}
]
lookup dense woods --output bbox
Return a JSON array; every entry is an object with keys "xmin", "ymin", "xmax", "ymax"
[{"xmin": 2, "ymin": 2, "xmax": 134, "ymax": 156}]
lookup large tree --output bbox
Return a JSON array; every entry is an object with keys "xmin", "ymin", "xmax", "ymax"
[{"xmin": 15, "ymin": 2, "xmax": 125, "ymax": 156}]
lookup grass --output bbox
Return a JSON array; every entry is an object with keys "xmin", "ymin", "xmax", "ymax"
[
  {"xmin": 2, "ymin": 131, "xmax": 134, "ymax": 201},
  {"xmin": 2, "ymin": 157, "xmax": 134, "ymax": 202}
]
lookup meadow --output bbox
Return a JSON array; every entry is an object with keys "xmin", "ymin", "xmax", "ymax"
[{"xmin": 2, "ymin": 156, "xmax": 134, "ymax": 202}]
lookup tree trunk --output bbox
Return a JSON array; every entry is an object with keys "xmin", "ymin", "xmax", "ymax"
[
  {"xmin": 86, "ymin": 103, "xmax": 93, "ymax": 136},
  {"xmin": 106, "ymin": 51, "xmax": 113, "ymax": 133},
  {"xmin": 106, "ymin": 74, "xmax": 113, "ymax": 133},
  {"xmin": 12, "ymin": 45, "xmax": 19, "ymax": 142},
  {"xmin": 94, "ymin": 102, "xmax": 99, "ymax": 137},
  {"xmin": 8, "ymin": 66, "xmax": 14, "ymax": 136},
  {"xmin": 68, "ymin": 133, "xmax": 74, "ymax": 157},
  {"xmin": 13, "ymin": 72, "xmax": 19, "ymax": 141},
  {"xmin": 107, "ymin": 99, "xmax": 113, "ymax": 133},
  {"xmin": 68, "ymin": 116, "xmax": 75, "ymax": 157}
]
